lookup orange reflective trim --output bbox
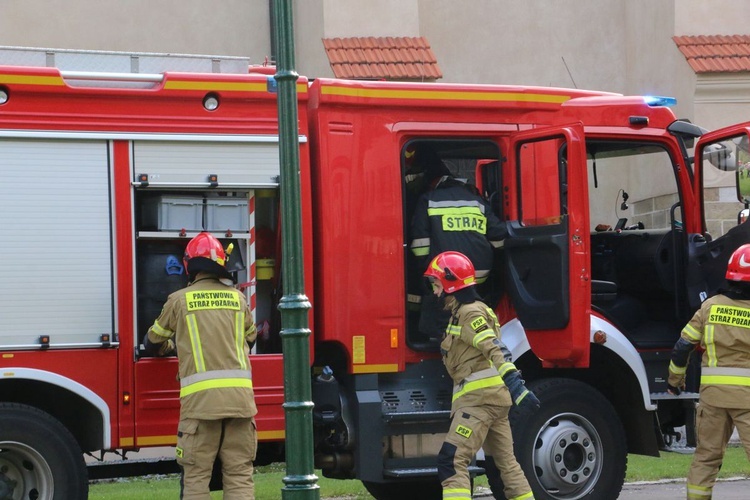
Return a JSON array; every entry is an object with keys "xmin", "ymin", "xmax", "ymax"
[
  {"xmin": 0, "ymin": 74, "xmax": 65, "ymax": 86},
  {"xmin": 352, "ymin": 364, "xmax": 399, "ymax": 374},
  {"xmin": 137, "ymin": 435, "xmax": 178, "ymax": 446},
  {"xmin": 321, "ymin": 85, "xmax": 570, "ymax": 104},
  {"xmin": 258, "ymin": 429, "xmax": 286, "ymax": 440}
]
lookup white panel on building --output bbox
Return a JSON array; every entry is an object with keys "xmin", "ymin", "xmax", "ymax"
[{"xmin": 0, "ymin": 139, "xmax": 113, "ymax": 348}]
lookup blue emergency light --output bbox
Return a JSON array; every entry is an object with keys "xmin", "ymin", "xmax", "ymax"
[{"xmin": 644, "ymin": 96, "xmax": 677, "ymax": 107}]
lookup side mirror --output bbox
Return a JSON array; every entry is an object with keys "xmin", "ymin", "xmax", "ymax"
[
  {"xmin": 704, "ymin": 140, "xmax": 737, "ymax": 171},
  {"xmin": 739, "ymin": 208, "xmax": 749, "ymax": 225}
]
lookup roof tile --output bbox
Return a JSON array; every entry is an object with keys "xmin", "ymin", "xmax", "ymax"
[
  {"xmin": 673, "ymin": 34, "xmax": 750, "ymax": 73},
  {"xmin": 322, "ymin": 36, "xmax": 442, "ymax": 80}
]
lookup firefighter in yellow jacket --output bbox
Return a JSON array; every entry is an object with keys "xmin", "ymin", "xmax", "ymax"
[
  {"xmin": 425, "ymin": 251, "xmax": 538, "ymax": 500},
  {"xmin": 145, "ymin": 232, "xmax": 257, "ymax": 500},
  {"xmin": 668, "ymin": 243, "xmax": 750, "ymax": 500}
]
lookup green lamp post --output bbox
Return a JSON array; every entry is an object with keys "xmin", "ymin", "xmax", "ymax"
[{"xmin": 273, "ymin": 0, "xmax": 319, "ymax": 498}]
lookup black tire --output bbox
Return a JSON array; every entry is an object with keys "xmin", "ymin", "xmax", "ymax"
[
  {"xmin": 486, "ymin": 378, "xmax": 627, "ymax": 500},
  {"xmin": 0, "ymin": 402, "xmax": 88, "ymax": 500},
  {"xmin": 362, "ymin": 478, "xmax": 443, "ymax": 500}
]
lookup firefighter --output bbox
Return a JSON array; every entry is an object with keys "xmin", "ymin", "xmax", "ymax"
[
  {"xmin": 425, "ymin": 251, "xmax": 538, "ymax": 500},
  {"xmin": 145, "ymin": 232, "xmax": 257, "ymax": 500},
  {"xmin": 668, "ymin": 243, "xmax": 750, "ymax": 500},
  {"xmin": 410, "ymin": 160, "xmax": 507, "ymax": 340}
]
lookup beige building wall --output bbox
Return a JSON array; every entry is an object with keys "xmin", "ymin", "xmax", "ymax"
[
  {"xmin": 675, "ymin": 0, "xmax": 750, "ymax": 36},
  {"xmin": 1, "ymin": 0, "xmax": 272, "ymax": 60}
]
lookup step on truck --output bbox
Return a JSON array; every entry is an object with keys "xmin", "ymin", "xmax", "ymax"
[{"xmin": 1, "ymin": 50, "xmax": 750, "ymax": 499}]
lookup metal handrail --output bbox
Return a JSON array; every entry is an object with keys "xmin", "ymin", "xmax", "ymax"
[{"xmin": 60, "ymin": 70, "xmax": 164, "ymax": 83}]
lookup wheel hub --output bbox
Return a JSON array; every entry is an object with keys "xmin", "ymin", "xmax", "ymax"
[
  {"xmin": 0, "ymin": 468, "xmax": 17, "ymax": 500},
  {"xmin": 0, "ymin": 442, "xmax": 53, "ymax": 500},
  {"xmin": 532, "ymin": 413, "xmax": 603, "ymax": 499}
]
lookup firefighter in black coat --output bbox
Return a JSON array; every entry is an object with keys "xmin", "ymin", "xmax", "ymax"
[{"xmin": 410, "ymin": 162, "xmax": 507, "ymax": 340}]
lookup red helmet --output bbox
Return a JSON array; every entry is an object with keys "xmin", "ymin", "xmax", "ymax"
[
  {"xmin": 726, "ymin": 244, "xmax": 750, "ymax": 282},
  {"xmin": 184, "ymin": 232, "xmax": 227, "ymax": 275},
  {"xmin": 424, "ymin": 251, "xmax": 476, "ymax": 294}
]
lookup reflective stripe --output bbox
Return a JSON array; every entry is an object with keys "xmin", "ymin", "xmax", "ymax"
[
  {"xmin": 453, "ymin": 367, "xmax": 504, "ymax": 402},
  {"xmin": 150, "ymin": 320, "xmax": 172, "ymax": 337},
  {"xmin": 490, "ymin": 239, "xmax": 505, "ymax": 249},
  {"xmin": 452, "ymin": 375, "xmax": 504, "ymax": 402},
  {"xmin": 497, "ymin": 362, "xmax": 516, "ymax": 378},
  {"xmin": 181, "ymin": 369, "xmax": 252, "ymax": 388},
  {"xmin": 702, "ymin": 366, "xmax": 750, "ymax": 377},
  {"xmin": 514, "ymin": 389, "xmax": 530, "ymax": 405},
  {"xmin": 427, "ymin": 206, "xmax": 484, "ymax": 217},
  {"xmin": 669, "ymin": 360, "xmax": 687, "ymax": 375},
  {"xmin": 509, "ymin": 491, "xmax": 535, "ymax": 500},
  {"xmin": 186, "ymin": 314, "xmax": 206, "ymax": 373},
  {"xmin": 447, "ymin": 324, "xmax": 462, "ymax": 336},
  {"xmin": 411, "ymin": 237, "xmax": 430, "ymax": 256},
  {"xmin": 235, "ymin": 311, "xmax": 248, "ymax": 370},
  {"xmin": 705, "ymin": 325, "xmax": 717, "ymax": 367},
  {"xmin": 473, "ymin": 330, "xmax": 495, "ymax": 347},
  {"xmin": 465, "ymin": 367, "xmax": 498, "ymax": 382},
  {"xmin": 485, "ymin": 308, "xmax": 500, "ymax": 327},
  {"xmin": 407, "ymin": 294, "xmax": 422, "ymax": 304},
  {"xmin": 428, "ymin": 199, "xmax": 486, "ymax": 213},
  {"xmin": 701, "ymin": 375, "xmax": 750, "ymax": 386},
  {"xmin": 462, "ymin": 368, "xmax": 497, "ymax": 382},
  {"xmin": 180, "ymin": 377, "xmax": 253, "ymax": 398},
  {"xmin": 443, "ymin": 488, "xmax": 472, "ymax": 499},
  {"xmin": 683, "ymin": 323, "xmax": 701, "ymax": 341},
  {"xmin": 475, "ymin": 269, "xmax": 490, "ymax": 279},
  {"xmin": 686, "ymin": 483, "xmax": 712, "ymax": 498}
]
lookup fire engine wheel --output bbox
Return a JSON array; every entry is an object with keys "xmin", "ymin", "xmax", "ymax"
[
  {"xmin": 485, "ymin": 378, "xmax": 627, "ymax": 500},
  {"xmin": 0, "ymin": 402, "xmax": 88, "ymax": 500},
  {"xmin": 362, "ymin": 478, "xmax": 443, "ymax": 500}
]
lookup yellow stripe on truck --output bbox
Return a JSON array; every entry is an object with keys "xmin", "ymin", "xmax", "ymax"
[{"xmin": 321, "ymin": 85, "xmax": 571, "ymax": 104}]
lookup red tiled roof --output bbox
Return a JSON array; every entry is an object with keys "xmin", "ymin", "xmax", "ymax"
[
  {"xmin": 322, "ymin": 36, "xmax": 442, "ymax": 80},
  {"xmin": 673, "ymin": 35, "xmax": 750, "ymax": 73}
]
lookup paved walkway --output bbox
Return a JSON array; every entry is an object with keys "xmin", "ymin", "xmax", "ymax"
[{"xmin": 473, "ymin": 478, "xmax": 750, "ymax": 499}]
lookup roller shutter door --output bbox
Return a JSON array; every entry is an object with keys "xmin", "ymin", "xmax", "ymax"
[
  {"xmin": 133, "ymin": 141, "xmax": 280, "ymax": 187},
  {"xmin": 0, "ymin": 139, "xmax": 113, "ymax": 348}
]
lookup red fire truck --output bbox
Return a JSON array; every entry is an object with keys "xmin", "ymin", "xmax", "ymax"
[{"xmin": 1, "ymin": 54, "xmax": 749, "ymax": 500}]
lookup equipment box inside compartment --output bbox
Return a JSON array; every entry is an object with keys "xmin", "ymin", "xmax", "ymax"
[
  {"xmin": 205, "ymin": 197, "xmax": 249, "ymax": 231},
  {"xmin": 141, "ymin": 195, "xmax": 204, "ymax": 231}
]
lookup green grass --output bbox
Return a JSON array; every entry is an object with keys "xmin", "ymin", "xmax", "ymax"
[
  {"xmin": 626, "ymin": 446, "xmax": 748, "ymax": 482},
  {"xmin": 90, "ymin": 447, "xmax": 749, "ymax": 499},
  {"xmin": 89, "ymin": 462, "xmax": 371, "ymax": 500}
]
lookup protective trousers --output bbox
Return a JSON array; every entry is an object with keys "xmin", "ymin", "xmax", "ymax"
[
  {"xmin": 686, "ymin": 403, "xmax": 750, "ymax": 499},
  {"xmin": 438, "ymin": 404, "xmax": 533, "ymax": 500},
  {"xmin": 177, "ymin": 417, "xmax": 257, "ymax": 500}
]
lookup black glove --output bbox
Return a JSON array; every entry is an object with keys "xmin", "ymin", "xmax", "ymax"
[
  {"xmin": 503, "ymin": 370, "xmax": 540, "ymax": 412},
  {"xmin": 667, "ymin": 383, "xmax": 682, "ymax": 396}
]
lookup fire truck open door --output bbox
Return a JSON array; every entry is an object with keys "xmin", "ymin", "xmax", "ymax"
[
  {"xmin": 687, "ymin": 123, "xmax": 750, "ymax": 309},
  {"xmin": 503, "ymin": 124, "xmax": 591, "ymax": 367}
]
